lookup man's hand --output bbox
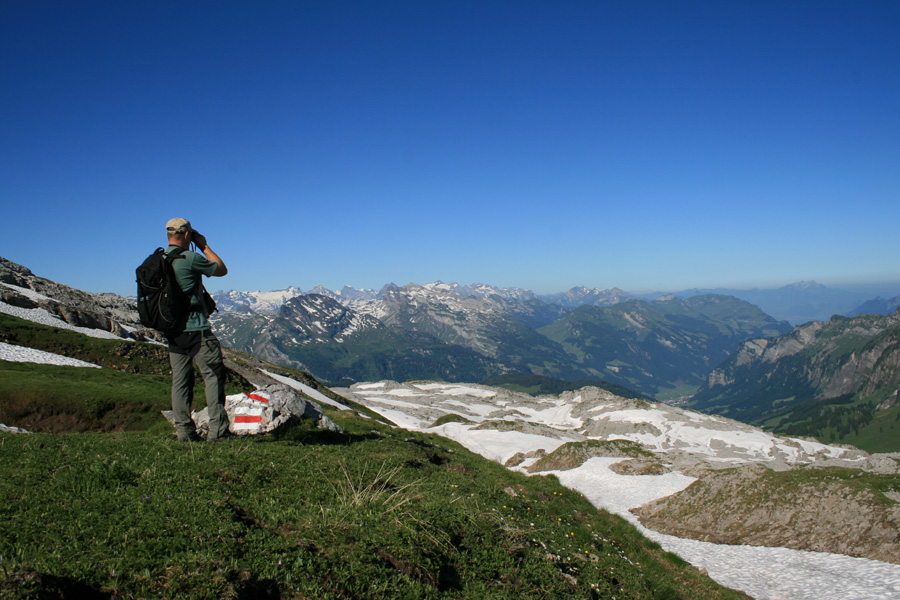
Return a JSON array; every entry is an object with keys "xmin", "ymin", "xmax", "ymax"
[
  {"xmin": 190, "ymin": 229, "xmax": 226, "ymax": 276},
  {"xmin": 192, "ymin": 231, "xmax": 208, "ymax": 250}
]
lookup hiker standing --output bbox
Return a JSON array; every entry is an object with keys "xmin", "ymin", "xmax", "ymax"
[{"xmin": 163, "ymin": 218, "xmax": 231, "ymax": 442}]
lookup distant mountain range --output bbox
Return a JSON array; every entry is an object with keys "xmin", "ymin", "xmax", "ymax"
[
  {"xmin": 212, "ymin": 282, "xmax": 792, "ymax": 399},
  {"xmin": 213, "ymin": 286, "xmax": 305, "ymax": 314},
  {"xmin": 537, "ymin": 294, "xmax": 792, "ymax": 399},
  {"xmin": 538, "ymin": 286, "xmax": 633, "ymax": 308},
  {"xmin": 669, "ymin": 280, "xmax": 900, "ymax": 325},
  {"xmin": 214, "ymin": 279, "xmax": 900, "ymax": 326},
  {"xmin": 846, "ymin": 295, "xmax": 900, "ymax": 318}
]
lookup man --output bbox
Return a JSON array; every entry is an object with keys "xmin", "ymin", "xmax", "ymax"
[{"xmin": 163, "ymin": 217, "xmax": 231, "ymax": 442}]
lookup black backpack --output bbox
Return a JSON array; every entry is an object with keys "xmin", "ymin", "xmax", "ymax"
[{"xmin": 135, "ymin": 247, "xmax": 192, "ymax": 331}]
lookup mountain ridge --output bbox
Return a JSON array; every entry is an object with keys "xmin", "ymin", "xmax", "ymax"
[
  {"xmin": 213, "ymin": 278, "xmax": 900, "ymax": 326},
  {"xmin": 689, "ymin": 308, "xmax": 900, "ymax": 451},
  {"xmin": 213, "ymin": 282, "xmax": 791, "ymax": 397},
  {"xmin": 0, "ymin": 256, "xmax": 160, "ymax": 343}
]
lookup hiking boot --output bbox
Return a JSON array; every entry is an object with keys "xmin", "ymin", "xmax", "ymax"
[
  {"xmin": 207, "ymin": 431, "xmax": 239, "ymax": 443},
  {"xmin": 177, "ymin": 430, "xmax": 202, "ymax": 443}
]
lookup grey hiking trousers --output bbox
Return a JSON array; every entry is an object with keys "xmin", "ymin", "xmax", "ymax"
[{"xmin": 169, "ymin": 330, "xmax": 229, "ymax": 439}]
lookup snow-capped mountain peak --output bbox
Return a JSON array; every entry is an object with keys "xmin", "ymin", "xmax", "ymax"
[{"xmin": 213, "ymin": 286, "xmax": 305, "ymax": 314}]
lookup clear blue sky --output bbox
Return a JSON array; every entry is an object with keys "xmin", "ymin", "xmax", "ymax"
[{"xmin": 2, "ymin": 1, "xmax": 898, "ymax": 296}]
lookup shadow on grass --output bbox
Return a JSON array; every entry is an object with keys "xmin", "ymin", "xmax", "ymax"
[
  {"xmin": 233, "ymin": 575, "xmax": 281, "ymax": 600},
  {"xmin": 265, "ymin": 424, "xmax": 383, "ymax": 447},
  {"xmin": 0, "ymin": 568, "xmax": 113, "ymax": 600}
]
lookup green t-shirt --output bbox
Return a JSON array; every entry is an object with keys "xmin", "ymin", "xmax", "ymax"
[{"xmin": 165, "ymin": 245, "xmax": 218, "ymax": 332}]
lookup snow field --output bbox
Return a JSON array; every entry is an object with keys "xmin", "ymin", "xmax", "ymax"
[
  {"xmin": 345, "ymin": 381, "xmax": 900, "ymax": 600},
  {"xmin": 259, "ymin": 368, "xmax": 351, "ymax": 411}
]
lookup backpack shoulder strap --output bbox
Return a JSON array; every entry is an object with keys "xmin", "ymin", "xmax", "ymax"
[
  {"xmin": 198, "ymin": 282, "xmax": 215, "ymax": 317},
  {"xmin": 163, "ymin": 246, "xmax": 186, "ymax": 264}
]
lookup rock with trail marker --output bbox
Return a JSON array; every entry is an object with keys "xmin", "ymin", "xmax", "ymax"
[{"xmin": 162, "ymin": 383, "xmax": 342, "ymax": 437}]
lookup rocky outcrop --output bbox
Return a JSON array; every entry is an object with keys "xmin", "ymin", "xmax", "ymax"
[
  {"xmin": 0, "ymin": 256, "xmax": 162, "ymax": 342},
  {"xmin": 631, "ymin": 463, "xmax": 900, "ymax": 564},
  {"xmin": 527, "ymin": 439, "xmax": 661, "ymax": 473},
  {"xmin": 700, "ymin": 314, "xmax": 900, "ymax": 397},
  {"xmin": 163, "ymin": 383, "xmax": 342, "ymax": 438}
]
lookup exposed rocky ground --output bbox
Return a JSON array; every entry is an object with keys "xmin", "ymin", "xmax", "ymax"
[
  {"xmin": 338, "ymin": 380, "xmax": 900, "ymax": 565},
  {"xmin": 632, "ymin": 462, "xmax": 900, "ymax": 564},
  {"xmin": 0, "ymin": 256, "xmax": 161, "ymax": 342}
]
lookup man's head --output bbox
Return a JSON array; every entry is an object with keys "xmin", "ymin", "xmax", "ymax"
[{"xmin": 166, "ymin": 218, "xmax": 192, "ymax": 248}]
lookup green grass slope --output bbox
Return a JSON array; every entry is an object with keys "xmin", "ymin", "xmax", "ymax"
[
  {"xmin": 0, "ymin": 312, "xmax": 255, "ymax": 432},
  {"xmin": 0, "ymin": 413, "xmax": 747, "ymax": 600}
]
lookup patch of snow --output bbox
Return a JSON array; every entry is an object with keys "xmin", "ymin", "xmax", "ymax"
[
  {"xmin": 0, "ymin": 423, "xmax": 30, "ymax": 434},
  {"xmin": 553, "ymin": 457, "xmax": 695, "ymax": 514},
  {"xmin": 585, "ymin": 406, "xmax": 850, "ymax": 465},
  {"xmin": 360, "ymin": 396, "xmax": 435, "ymax": 411},
  {"xmin": 439, "ymin": 399, "xmax": 494, "ymax": 418},
  {"xmin": 551, "ymin": 459, "xmax": 900, "ymax": 600},
  {"xmin": 512, "ymin": 403, "xmax": 583, "ymax": 428},
  {"xmin": 0, "ymin": 341, "xmax": 101, "ymax": 368},
  {"xmin": 259, "ymin": 369, "xmax": 351, "ymax": 410},
  {"xmin": 364, "ymin": 406, "xmax": 427, "ymax": 430},
  {"xmin": 0, "ymin": 301, "xmax": 124, "ymax": 340},
  {"xmin": 414, "ymin": 383, "xmax": 497, "ymax": 398},
  {"xmin": 790, "ymin": 437, "xmax": 848, "ymax": 459},
  {"xmin": 432, "ymin": 422, "xmax": 570, "ymax": 464},
  {"xmin": 382, "ymin": 388, "xmax": 427, "ymax": 397},
  {"xmin": 0, "ymin": 282, "xmax": 57, "ymax": 302}
]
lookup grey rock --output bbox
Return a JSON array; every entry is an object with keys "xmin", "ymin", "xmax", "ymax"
[
  {"xmin": 162, "ymin": 383, "xmax": 342, "ymax": 437},
  {"xmin": 0, "ymin": 256, "xmax": 163, "ymax": 342}
]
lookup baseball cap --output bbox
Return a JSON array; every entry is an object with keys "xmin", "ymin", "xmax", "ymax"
[{"xmin": 166, "ymin": 218, "xmax": 192, "ymax": 233}]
